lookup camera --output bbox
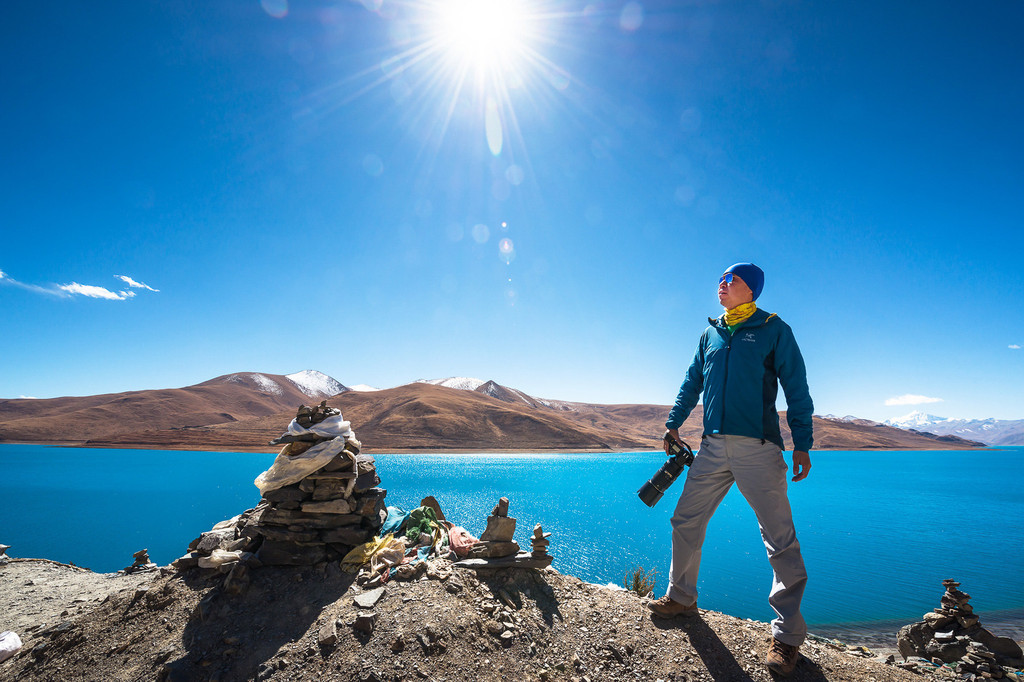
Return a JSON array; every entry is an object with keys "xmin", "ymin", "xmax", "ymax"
[{"xmin": 637, "ymin": 431, "xmax": 696, "ymax": 507}]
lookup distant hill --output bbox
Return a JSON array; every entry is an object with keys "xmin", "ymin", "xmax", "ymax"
[
  {"xmin": 0, "ymin": 370, "xmax": 347, "ymax": 443},
  {"xmin": 1, "ymin": 371, "xmax": 987, "ymax": 452},
  {"xmin": 884, "ymin": 410, "xmax": 1024, "ymax": 446}
]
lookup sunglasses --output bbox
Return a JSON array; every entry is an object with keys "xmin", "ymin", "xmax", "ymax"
[{"xmin": 719, "ymin": 272, "xmax": 736, "ymax": 285}]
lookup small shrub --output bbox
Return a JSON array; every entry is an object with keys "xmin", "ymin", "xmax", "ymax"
[{"xmin": 624, "ymin": 566, "xmax": 657, "ymax": 597}]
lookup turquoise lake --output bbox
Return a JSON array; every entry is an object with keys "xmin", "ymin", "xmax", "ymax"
[{"xmin": 2, "ymin": 443, "xmax": 1022, "ymax": 644}]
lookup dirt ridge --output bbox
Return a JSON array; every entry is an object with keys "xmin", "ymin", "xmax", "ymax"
[{"xmin": 0, "ymin": 557, "xmax": 940, "ymax": 682}]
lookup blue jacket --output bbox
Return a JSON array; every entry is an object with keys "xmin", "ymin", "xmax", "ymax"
[{"xmin": 666, "ymin": 308, "xmax": 814, "ymax": 452}]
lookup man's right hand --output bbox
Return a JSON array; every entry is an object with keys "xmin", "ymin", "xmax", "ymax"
[{"xmin": 664, "ymin": 428, "xmax": 682, "ymax": 454}]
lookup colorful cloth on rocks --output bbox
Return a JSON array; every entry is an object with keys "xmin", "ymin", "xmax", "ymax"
[
  {"xmin": 380, "ymin": 506, "xmax": 410, "ymax": 536},
  {"xmin": 341, "ymin": 533, "xmax": 401, "ymax": 573},
  {"xmin": 403, "ymin": 506, "xmax": 439, "ymax": 541},
  {"xmin": 447, "ymin": 526, "xmax": 480, "ymax": 559}
]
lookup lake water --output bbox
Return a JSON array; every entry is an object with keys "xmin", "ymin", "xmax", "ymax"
[{"xmin": 2, "ymin": 443, "xmax": 1022, "ymax": 644}]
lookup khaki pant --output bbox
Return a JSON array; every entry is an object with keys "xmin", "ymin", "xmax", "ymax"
[{"xmin": 667, "ymin": 434, "xmax": 808, "ymax": 646}]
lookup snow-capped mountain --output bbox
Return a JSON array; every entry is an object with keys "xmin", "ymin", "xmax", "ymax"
[
  {"xmin": 885, "ymin": 411, "xmax": 1024, "ymax": 446},
  {"xmin": 884, "ymin": 411, "xmax": 948, "ymax": 429},
  {"xmin": 284, "ymin": 370, "xmax": 348, "ymax": 399},
  {"xmin": 348, "ymin": 384, "xmax": 381, "ymax": 392},
  {"xmin": 818, "ymin": 414, "xmax": 880, "ymax": 427},
  {"xmin": 219, "ymin": 371, "xmax": 348, "ymax": 400},
  {"xmin": 417, "ymin": 377, "xmax": 486, "ymax": 391},
  {"xmin": 416, "ymin": 377, "xmax": 582, "ymax": 412}
]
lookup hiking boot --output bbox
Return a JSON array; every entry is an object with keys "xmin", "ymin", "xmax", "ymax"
[
  {"xmin": 647, "ymin": 596, "xmax": 699, "ymax": 618},
  {"xmin": 766, "ymin": 638, "xmax": 801, "ymax": 676}
]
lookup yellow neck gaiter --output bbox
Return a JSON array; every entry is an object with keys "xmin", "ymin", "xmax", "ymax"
[{"xmin": 723, "ymin": 302, "xmax": 757, "ymax": 329}]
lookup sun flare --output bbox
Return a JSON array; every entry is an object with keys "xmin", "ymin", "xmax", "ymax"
[
  {"xmin": 430, "ymin": 0, "xmax": 533, "ymax": 70},
  {"xmin": 336, "ymin": 0, "xmax": 569, "ymax": 161}
]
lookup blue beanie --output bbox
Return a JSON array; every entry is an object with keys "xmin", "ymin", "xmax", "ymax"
[{"xmin": 724, "ymin": 262, "xmax": 764, "ymax": 300}]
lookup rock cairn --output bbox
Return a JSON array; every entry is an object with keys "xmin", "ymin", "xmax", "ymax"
[
  {"xmin": 896, "ymin": 579, "xmax": 1024, "ymax": 677},
  {"xmin": 469, "ymin": 497, "xmax": 520, "ymax": 559},
  {"xmin": 530, "ymin": 524, "xmax": 552, "ymax": 565},
  {"xmin": 455, "ymin": 498, "xmax": 554, "ymax": 570},
  {"xmin": 173, "ymin": 402, "xmax": 387, "ymax": 572},
  {"xmin": 122, "ymin": 548, "xmax": 157, "ymax": 574}
]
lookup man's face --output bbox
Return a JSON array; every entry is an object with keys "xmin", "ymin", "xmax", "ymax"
[{"xmin": 718, "ymin": 272, "xmax": 754, "ymax": 309}]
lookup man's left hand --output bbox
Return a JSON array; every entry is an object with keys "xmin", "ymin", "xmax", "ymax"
[{"xmin": 791, "ymin": 451, "xmax": 811, "ymax": 482}]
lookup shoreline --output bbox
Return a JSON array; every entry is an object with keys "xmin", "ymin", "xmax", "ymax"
[{"xmin": 0, "ymin": 440, "xmax": 1001, "ymax": 454}]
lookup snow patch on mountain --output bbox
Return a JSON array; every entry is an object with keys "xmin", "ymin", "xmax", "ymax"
[
  {"xmin": 349, "ymin": 384, "xmax": 381, "ymax": 392},
  {"xmin": 884, "ymin": 411, "xmax": 951, "ymax": 429},
  {"xmin": 477, "ymin": 380, "xmax": 536, "ymax": 406},
  {"xmin": 223, "ymin": 373, "xmax": 284, "ymax": 396},
  {"xmin": 417, "ymin": 377, "xmax": 486, "ymax": 391},
  {"xmin": 285, "ymin": 370, "xmax": 347, "ymax": 399}
]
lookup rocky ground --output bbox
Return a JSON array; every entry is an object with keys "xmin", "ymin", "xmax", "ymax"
[{"xmin": 7, "ymin": 557, "xmax": 1013, "ymax": 682}]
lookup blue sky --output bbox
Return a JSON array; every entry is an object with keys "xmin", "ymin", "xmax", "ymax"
[{"xmin": 2, "ymin": 1, "xmax": 1022, "ymax": 423}]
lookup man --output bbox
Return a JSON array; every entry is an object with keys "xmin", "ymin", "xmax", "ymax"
[{"xmin": 648, "ymin": 262, "xmax": 813, "ymax": 677}]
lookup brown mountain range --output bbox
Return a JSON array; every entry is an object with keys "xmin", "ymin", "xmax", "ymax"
[
  {"xmin": 0, "ymin": 373, "xmax": 984, "ymax": 452},
  {"xmin": 0, "ymin": 372, "xmax": 341, "ymax": 444}
]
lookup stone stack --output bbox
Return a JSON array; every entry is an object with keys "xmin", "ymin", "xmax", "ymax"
[
  {"xmin": 251, "ymin": 403, "xmax": 386, "ymax": 566},
  {"xmin": 468, "ymin": 497, "xmax": 520, "ymax": 559},
  {"xmin": 454, "ymin": 498, "xmax": 554, "ymax": 570},
  {"xmin": 530, "ymin": 524, "xmax": 553, "ymax": 568},
  {"xmin": 897, "ymin": 579, "xmax": 1024, "ymax": 676},
  {"xmin": 123, "ymin": 548, "xmax": 157, "ymax": 574},
  {"xmin": 174, "ymin": 402, "xmax": 387, "ymax": 570},
  {"xmin": 253, "ymin": 455, "xmax": 385, "ymax": 565}
]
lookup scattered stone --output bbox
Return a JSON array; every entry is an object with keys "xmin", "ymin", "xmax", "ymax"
[
  {"xmin": 318, "ymin": 619, "xmax": 338, "ymax": 648},
  {"xmin": 353, "ymin": 611, "xmax": 378, "ymax": 634},
  {"xmin": 354, "ymin": 587, "xmax": 385, "ymax": 609},
  {"xmin": 391, "ymin": 634, "xmax": 406, "ymax": 653},
  {"xmin": 419, "ymin": 495, "xmax": 446, "ymax": 521},
  {"xmin": 223, "ymin": 562, "xmax": 250, "ymax": 596}
]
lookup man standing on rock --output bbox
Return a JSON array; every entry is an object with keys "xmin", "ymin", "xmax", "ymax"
[{"xmin": 649, "ymin": 262, "xmax": 813, "ymax": 677}]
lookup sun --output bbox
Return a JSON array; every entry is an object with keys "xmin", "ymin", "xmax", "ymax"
[
  {"xmin": 334, "ymin": 0, "xmax": 569, "ymax": 160},
  {"xmin": 429, "ymin": 0, "xmax": 533, "ymax": 71}
]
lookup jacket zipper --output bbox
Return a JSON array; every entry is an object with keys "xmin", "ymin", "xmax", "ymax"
[{"xmin": 721, "ymin": 325, "xmax": 732, "ymax": 434}]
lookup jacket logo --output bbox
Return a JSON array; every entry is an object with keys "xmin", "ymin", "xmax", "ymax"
[{"xmin": 742, "ymin": 332, "xmax": 756, "ymax": 343}]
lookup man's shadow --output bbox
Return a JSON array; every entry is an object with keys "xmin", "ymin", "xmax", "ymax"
[{"xmin": 651, "ymin": 615, "xmax": 829, "ymax": 681}]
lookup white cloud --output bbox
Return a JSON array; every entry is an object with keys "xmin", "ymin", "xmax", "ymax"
[
  {"xmin": 1010, "ymin": 344, "xmax": 1022, "ymax": 350},
  {"xmin": 2, "ymin": 269, "xmax": 150, "ymax": 301},
  {"xmin": 0, "ymin": 271, "xmax": 60, "ymax": 296},
  {"xmin": 58, "ymin": 283, "xmax": 136, "ymax": 300},
  {"xmin": 116, "ymin": 275, "xmax": 159, "ymax": 292},
  {"xmin": 885, "ymin": 394, "xmax": 944, "ymax": 406}
]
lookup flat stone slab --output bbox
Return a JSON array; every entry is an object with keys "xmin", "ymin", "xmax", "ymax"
[
  {"xmin": 454, "ymin": 552, "xmax": 553, "ymax": 570},
  {"xmin": 354, "ymin": 586, "xmax": 385, "ymax": 609}
]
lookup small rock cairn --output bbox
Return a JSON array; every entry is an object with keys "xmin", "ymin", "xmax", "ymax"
[
  {"xmin": 468, "ymin": 497, "xmax": 520, "ymax": 559},
  {"xmin": 123, "ymin": 548, "xmax": 157, "ymax": 574},
  {"xmin": 456, "ymin": 498, "xmax": 553, "ymax": 570},
  {"xmin": 174, "ymin": 402, "xmax": 387, "ymax": 571},
  {"xmin": 896, "ymin": 579, "xmax": 1024, "ymax": 678}
]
